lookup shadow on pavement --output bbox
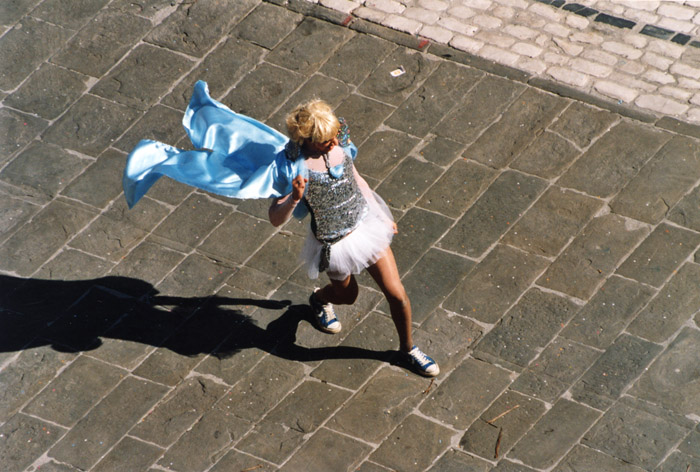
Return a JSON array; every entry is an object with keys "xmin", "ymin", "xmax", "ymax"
[{"xmin": 0, "ymin": 275, "xmax": 394, "ymax": 365}]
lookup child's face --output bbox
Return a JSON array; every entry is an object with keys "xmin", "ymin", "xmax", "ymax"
[{"xmin": 306, "ymin": 136, "xmax": 338, "ymax": 154}]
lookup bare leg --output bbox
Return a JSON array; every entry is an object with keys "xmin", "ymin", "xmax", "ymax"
[
  {"xmin": 315, "ymin": 274, "xmax": 359, "ymax": 306},
  {"xmin": 366, "ymin": 247, "xmax": 413, "ymax": 353}
]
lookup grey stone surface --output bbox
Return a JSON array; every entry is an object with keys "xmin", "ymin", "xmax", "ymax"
[
  {"xmin": 369, "ymin": 414, "xmax": 454, "ymax": 472},
  {"xmin": 32, "ymin": 0, "xmax": 109, "ymax": 30},
  {"xmin": 199, "ymin": 211, "xmax": 276, "ymax": 265},
  {"xmin": 417, "ymin": 158, "xmax": 497, "ymax": 219},
  {"xmin": 391, "ymin": 207, "xmax": 453, "ymax": 275},
  {"xmin": 335, "ymin": 93, "xmax": 395, "ymax": 145},
  {"xmin": 502, "ymin": 186, "xmax": 603, "ymax": 258},
  {"xmin": 616, "ymin": 222, "xmax": 700, "ymax": 287},
  {"xmin": 582, "ymin": 402, "xmax": 689, "ymax": 470},
  {"xmin": 421, "ymin": 357, "xmax": 511, "ymax": 429},
  {"xmin": 0, "ymin": 413, "xmax": 67, "ymax": 472},
  {"xmin": 557, "ymin": 122, "xmax": 671, "ymax": 198},
  {"xmin": 0, "ymin": 192, "xmax": 39, "ymax": 244},
  {"xmin": 354, "ymin": 129, "xmax": 419, "ymax": 180},
  {"xmin": 320, "ymin": 34, "xmax": 397, "ymax": 86},
  {"xmin": 415, "ymin": 135, "xmax": 466, "ymax": 167},
  {"xmin": 114, "ymin": 105, "xmax": 186, "ymax": 153},
  {"xmin": 509, "ymin": 399, "xmax": 600, "ymax": 470},
  {"xmin": 474, "ymin": 289, "xmax": 579, "ymax": 369},
  {"xmin": 553, "ymin": 445, "xmax": 647, "ymax": 472},
  {"xmin": 443, "ymin": 244, "xmax": 549, "ymax": 323},
  {"xmin": 49, "ymin": 377, "xmax": 169, "ymax": 470},
  {"xmin": 233, "ymin": 3, "xmax": 302, "ymax": 50},
  {"xmin": 60, "ymin": 149, "xmax": 128, "ymax": 209},
  {"xmin": 509, "ymin": 131, "xmax": 582, "ymax": 179},
  {"xmin": 375, "ymin": 156, "xmax": 443, "ymax": 210},
  {"xmin": 627, "ymin": 262, "xmax": 700, "ymax": 342},
  {"xmin": 439, "ymin": 170, "xmax": 548, "ymax": 258},
  {"xmin": 92, "ymin": 436, "xmax": 163, "ymax": 472},
  {"xmin": 571, "ymin": 334, "xmax": 663, "ymax": 409},
  {"xmin": 669, "ymin": 183, "xmax": 700, "ymax": 232},
  {"xmin": 611, "ymin": 136, "xmax": 700, "ymax": 224},
  {"xmin": 549, "ymin": 102, "xmax": 618, "ymax": 149},
  {"xmin": 427, "ymin": 449, "xmax": 491, "ymax": 472},
  {"xmin": 0, "ymin": 108, "xmax": 47, "ymax": 163},
  {"xmin": 538, "ymin": 213, "xmax": 650, "ymax": 300},
  {"xmin": 468, "ymin": 88, "xmax": 567, "ymax": 169},
  {"xmin": 630, "ymin": 328, "xmax": 700, "ymax": 418},
  {"xmin": 279, "ymin": 428, "xmax": 371, "ymax": 472}
]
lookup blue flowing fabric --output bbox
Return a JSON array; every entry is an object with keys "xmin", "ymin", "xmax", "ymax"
[{"xmin": 123, "ymin": 80, "xmax": 343, "ymax": 209}]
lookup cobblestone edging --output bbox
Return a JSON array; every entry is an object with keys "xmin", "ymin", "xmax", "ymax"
[{"xmin": 291, "ymin": 0, "xmax": 700, "ymax": 128}]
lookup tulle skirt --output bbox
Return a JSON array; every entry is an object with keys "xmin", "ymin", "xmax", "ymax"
[{"xmin": 300, "ymin": 191, "xmax": 394, "ymax": 280}]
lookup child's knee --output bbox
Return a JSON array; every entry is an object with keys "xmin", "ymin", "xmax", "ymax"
[{"xmin": 386, "ymin": 287, "xmax": 409, "ymax": 307}]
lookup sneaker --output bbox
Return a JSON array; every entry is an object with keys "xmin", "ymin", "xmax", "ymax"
[
  {"xmin": 406, "ymin": 345, "xmax": 440, "ymax": 377},
  {"xmin": 309, "ymin": 289, "xmax": 341, "ymax": 334}
]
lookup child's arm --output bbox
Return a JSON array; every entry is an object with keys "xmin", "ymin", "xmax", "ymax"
[{"xmin": 269, "ymin": 174, "xmax": 307, "ymax": 227}]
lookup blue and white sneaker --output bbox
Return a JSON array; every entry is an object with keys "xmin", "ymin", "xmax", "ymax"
[
  {"xmin": 406, "ymin": 345, "xmax": 440, "ymax": 377},
  {"xmin": 309, "ymin": 289, "xmax": 341, "ymax": 334}
]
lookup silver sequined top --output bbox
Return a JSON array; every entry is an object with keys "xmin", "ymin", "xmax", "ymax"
[{"xmin": 304, "ymin": 154, "xmax": 368, "ymax": 243}]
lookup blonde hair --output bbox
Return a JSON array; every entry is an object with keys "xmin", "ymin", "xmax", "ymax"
[{"xmin": 286, "ymin": 99, "xmax": 340, "ymax": 145}]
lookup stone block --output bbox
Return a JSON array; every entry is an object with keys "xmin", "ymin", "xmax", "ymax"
[
  {"xmin": 359, "ymin": 46, "xmax": 438, "ymax": 106},
  {"xmin": 321, "ymin": 35, "xmax": 397, "ymax": 86},
  {"xmin": 32, "ymin": 0, "xmax": 108, "ymax": 29},
  {"xmin": 233, "ymin": 2, "xmax": 303, "ymax": 49},
  {"xmin": 571, "ymin": 334, "xmax": 662, "ymax": 409},
  {"xmin": 0, "ymin": 0, "xmax": 43, "ymax": 25},
  {"xmin": 0, "ymin": 193, "xmax": 39, "ymax": 244},
  {"xmin": 427, "ymin": 449, "xmax": 491, "ymax": 471},
  {"xmin": 582, "ymin": 402, "xmax": 688, "ymax": 470},
  {"xmin": 151, "ymin": 194, "xmax": 230, "ymax": 252},
  {"xmin": 267, "ymin": 17, "xmax": 354, "ymax": 74},
  {"xmin": 130, "ymin": 376, "xmax": 228, "ymax": 447},
  {"xmin": 443, "ymin": 244, "xmax": 549, "ymax": 323},
  {"xmin": 70, "ymin": 197, "xmax": 171, "ymax": 262},
  {"xmin": 617, "ymin": 222, "xmax": 700, "ymax": 287},
  {"xmin": 146, "ymin": 0, "xmax": 257, "ymax": 57},
  {"xmin": 0, "ymin": 17, "xmax": 72, "ymax": 90},
  {"xmin": 335, "ymin": 94, "xmax": 395, "ymax": 145},
  {"xmin": 354, "ymin": 130, "xmax": 419, "ymax": 180},
  {"xmin": 502, "ymin": 186, "xmax": 602, "ymax": 258},
  {"xmin": 0, "ymin": 413, "xmax": 67, "ymax": 472},
  {"xmin": 311, "ymin": 312, "xmax": 398, "ymax": 389},
  {"xmin": 553, "ymin": 445, "xmax": 648, "ymax": 472},
  {"xmin": 23, "ymin": 356, "xmax": 124, "ymax": 427},
  {"xmin": 415, "ymin": 136, "xmax": 465, "ymax": 167},
  {"xmin": 0, "ymin": 108, "xmax": 48, "ymax": 164},
  {"xmin": 669, "ymin": 184, "xmax": 700, "ymax": 232},
  {"xmin": 557, "ymin": 122, "xmax": 671, "ymax": 198},
  {"xmin": 376, "ymin": 157, "xmax": 443, "ymax": 209},
  {"xmin": 510, "ymin": 131, "xmax": 581, "ymax": 179},
  {"xmin": 0, "ymin": 141, "xmax": 89, "ymax": 201},
  {"xmin": 92, "ymin": 437, "xmax": 163, "ymax": 472},
  {"xmin": 226, "ymin": 266, "xmax": 285, "ymax": 297},
  {"xmin": 108, "ymin": 240, "xmax": 184, "ymax": 295},
  {"xmin": 391, "ymin": 207, "xmax": 453, "ymax": 274},
  {"xmin": 417, "ymin": 158, "xmax": 496, "ymax": 218},
  {"xmin": 611, "ymin": 136, "xmax": 700, "ymax": 224},
  {"xmin": 537, "ymin": 214, "xmax": 650, "ymax": 300},
  {"xmin": 370, "ymin": 414, "xmax": 453, "ymax": 472},
  {"xmin": 209, "ymin": 449, "xmax": 276, "ymax": 472},
  {"xmin": 156, "ymin": 409, "xmax": 249, "ymax": 472},
  {"xmin": 560, "ymin": 275, "xmax": 655, "ymax": 349},
  {"xmin": 223, "ymin": 62, "xmax": 305, "ymax": 122},
  {"xmin": 51, "ymin": 9, "xmax": 152, "ymax": 77},
  {"xmin": 439, "ymin": 170, "xmax": 548, "ymax": 258},
  {"xmin": 0, "ymin": 200, "xmax": 96, "ymax": 276},
  {"xmin": 510, "ymin": 336, "xmax": 599, "ymax": 402},
  {"xmin": 4, "ymin": 63, "xmax": 88, "ymax": 120},
  {"xmin": 61, "ymin": 149, "xmax": 127, "ymax": 209},
  {"xmin": 114, "ymin": 105, "xmax": 185, "ymax": 153},
  {"xmin": 279, "ymin": 428, "xmax": 372, "ymax": 472},
  {"xmin": 43, "ymin": 95, "xmax": 140, "ymax": 156},
  {"xmin": 215, "ymin": 355, "xmax": 305, "ymax": 423},
  {"xmin": 199, "ymin": 211, "xmax": 275, "ymax": 265},
  {"xmin": 49, "ymin": 377, "xmax": 169, "ymax": 470},
  {"xmin": 627, "ymin": 262, "xmax": 700, "ymax": 343},
  {"xmin": 509, "ymin": 399, "xmax": 599, "ymax": 469},
  {"xmin": 92, "ymin": 44, "xmax": 194, "ymax": 111},
  {"xmin": 386, "ymin": 61, "xmax": 484, "ymax": 137},
  {"xmin": 246, "ymin": 232, "xmax": 305, "ymax": 279},
  {"xmin": 420, "ymin": 357, "xmax": 511, "ymax": 429},
  {"xmin": 630, "ymin": 328, "xmax": 700, "ymax": 418},
  {"xmin": 435, "ymin": 75, "xmax": 524, "ymax": 144},
  {"xmin": 475, "ymin": 289, "xmax": 579, "ymax": 369},
  {"xmin": 460, "ymin": 390, "xmax": 547, "ymax": 460},
  {"xmin": 657, "ymin": 452, "xmax": 700, "ymax": 472},
  {"xmin": 163, "ymin": 39, "xmax": 265, "ymax": 110},
  {"xmin": 34, "ymin": 248, "xmax": 112, "ymax": 281},
  {"xmin": 0, "ymin": 346, "xmax": 76, "ymax": 423},
  {"xmin": 238, "ymin": 380, "xmax": 350, "ymax": 464},
  {"xmin": 142, "ymin": 175, "xmax": 194, "ymax": 207}
]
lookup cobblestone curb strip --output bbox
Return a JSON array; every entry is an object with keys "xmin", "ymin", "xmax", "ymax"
[{"xmin": 290, "ymin": 0, "xmax": 700, "ymax": 128}]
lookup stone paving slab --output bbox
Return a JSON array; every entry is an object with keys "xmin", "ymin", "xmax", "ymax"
[{"xmin": 2, "ymin": 1, "xmax": 700, "ymax": 471}]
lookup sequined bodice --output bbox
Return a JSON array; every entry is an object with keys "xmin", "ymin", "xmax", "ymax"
[{"xmin": 304, "ymin": 154, "xmax": 368, "ymax": 242}]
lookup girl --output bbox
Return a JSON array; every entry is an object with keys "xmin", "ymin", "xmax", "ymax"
[{"xmin": 123, "ymin": 81, "xmax": 438, "ymax": 377}]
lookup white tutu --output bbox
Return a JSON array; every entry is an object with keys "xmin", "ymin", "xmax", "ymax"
[{"xmin": 300, "ymin": 191, "xmax": 394, "ymax": 280}]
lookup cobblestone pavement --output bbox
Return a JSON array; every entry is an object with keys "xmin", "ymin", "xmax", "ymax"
[
  {"xmin": 311, "ymin": 0, "xmax": 700, "ymax": 124},
  {"xmin": 2, "ymin": 0, "xmax": 700, "ymax": 471}
]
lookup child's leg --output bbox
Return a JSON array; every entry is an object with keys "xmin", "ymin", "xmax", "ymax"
[
  {"xmin": 366, "ymin": 247, "xmax": 413, "ymax": 353},
  {"xmin": 315, "ymin": 274, "xmax": 359, "ymax": 306}
]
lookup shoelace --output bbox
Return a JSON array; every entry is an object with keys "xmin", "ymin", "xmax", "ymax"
[
  {"xmin": 410, "ymin": 348, "xmax": 432, "ymax": 366},
  {"xmin": 321, "ymin": 303, "xmax": 335, "ymax": 323}
]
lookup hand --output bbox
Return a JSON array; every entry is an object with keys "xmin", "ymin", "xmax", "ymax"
[
  {"xmin": 292, "ymin": 174, "xmax": 307, "ymax": 203},
  {"xmin": 392, "ymin": 222, "xmax": 398, "ymax": 234}
]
